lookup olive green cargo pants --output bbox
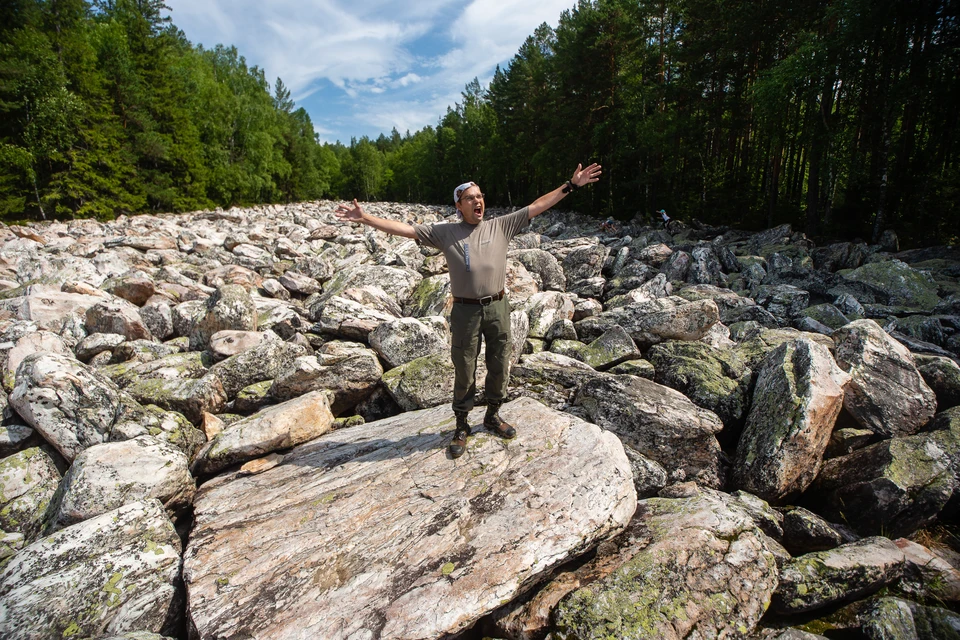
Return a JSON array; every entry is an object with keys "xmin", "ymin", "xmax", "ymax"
[{"xmin": 450, "ymin": 296, "xmax": 511, "ymax": 413}]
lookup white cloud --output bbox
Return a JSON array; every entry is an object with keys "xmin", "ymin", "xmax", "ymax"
[
  {"xmin": 164, "ymin": 0, "xmax": 578, "ymax": 141},
  {"xmin": 393, "ymin": 73, "xmax": 423, "ymax": 88}
]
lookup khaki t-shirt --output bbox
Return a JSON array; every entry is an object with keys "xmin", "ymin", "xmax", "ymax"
[{"xmin": 413, "ymin": 207, "xmax": 530, "ymax": 298}]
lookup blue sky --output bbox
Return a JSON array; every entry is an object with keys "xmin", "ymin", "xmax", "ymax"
[{"xmin": 163, "ymin": 1, "xmax": 577, "ymax": 144}]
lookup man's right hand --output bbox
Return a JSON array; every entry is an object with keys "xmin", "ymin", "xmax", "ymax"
[{"xmin": 335, "ymin": 199, "xmax": 364, "ymax": 223}]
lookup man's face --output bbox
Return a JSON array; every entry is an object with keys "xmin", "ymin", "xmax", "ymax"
[{"xmin": 456, "ymin": 185, "xmax": 485, "ymax": 225}]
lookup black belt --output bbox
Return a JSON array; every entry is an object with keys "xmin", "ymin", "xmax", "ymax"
[{"xmin": 453, "ymin": 289, "xmax": 506, "ymax": 305}]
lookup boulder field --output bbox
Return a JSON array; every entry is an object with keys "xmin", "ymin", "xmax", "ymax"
[{"xmin": 0, "ymin": 203, "xmax": 959, "ymax": 639}]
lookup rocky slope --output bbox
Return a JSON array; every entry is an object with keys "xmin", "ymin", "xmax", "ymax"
[{"xmin": 0, "ymin": 202, "xmax": 959, "ymax": 639}]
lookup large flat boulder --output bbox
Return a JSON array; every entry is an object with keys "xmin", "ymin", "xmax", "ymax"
[
  {"xmin": 183, "ymin": 397, "xmax": 636, "ymax": 639},
  {"xmin": 0, "ymin": 284, "xmax": 106, "ymax": 333},
  {"xmin": 605, "ymin": 297, "xmax": 720, "ymax": 347}
]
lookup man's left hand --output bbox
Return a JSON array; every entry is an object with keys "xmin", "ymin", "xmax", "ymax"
[{"xmin": 572, "ymin": 163, "xmax": 602, "ymax": 187}]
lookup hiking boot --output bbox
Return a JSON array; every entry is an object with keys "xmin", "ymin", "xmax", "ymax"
[
  {"xmin": 484, "ymin": 401, "xmax": 516, "ymax": 439},
  {"xmin": 449, "ymin": 410, "xmax": 471, "ymax": 458}
]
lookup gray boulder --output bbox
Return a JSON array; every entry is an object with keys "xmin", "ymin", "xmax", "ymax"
[
  {"xmin": 780, "ymin": 506, "xmax": 849, "ymax": 555},
  {"xmin": 661, "ymin": 249, "xmax": 691, "ymax": 281},
  {"xmin": 84, "ymin": 299, "xmax": 153, "ymax": 341},
  {"xmin": 894, "ymin": 315, "xmax": 945, "ymax": 346},
  {"xmin": 840, "ymin": 259, "xmax": 940, "ymax": 311},
  {"xmin": 188, "ymin": 284, "xmax": 258, "ymax": 351},
  {"xmin": 772, "ymin": 537, "xmax": 904, "ymax": 614},
  {"xmin": 574, "ymin": 374, "xmax": 724, "ymax": 488},
  {"xmin": 635, "ymin": 242, "xmax": 673, "ymax": 267},
  {"xmin": 806, "ymin": 427, "xmax": 960, "ymax": 538},
  {"xmin": 756, "ymin": 284, "xmax": 810, "ymax": 319},
  {"xmin": 278, "ymin": 270, "xmax": 321, "ymax": 295},
  {"xmin": 319, "ymin": 263, "xmax": 422, "ymax": 307},
  {"xmin": 647, "ymin": 340, "xmax": 752, "ymax": 430},
  {"xmin": 0, "ymin": 425, "xmax": 35, "ymax": 458},
  {"xmin": 861, "ymin": 597, "xmax": 960, "ymax": 640},
  {"xmin": 574, "ymin": 326, "xmax": 642, "ymax": 371},
  {"xmin": 368, "ymin": 316, "xmax": 449, "ymax": 369},
  {"xmin": 915, "ymin": 354, "xmax": 960, "ymax": 410},
  {"xmin": 183, "ymin": 397, "xmax": 635, "ymax": 640},
  {"xmin": 381, "ymin": 351, "xmax": 457, "ymax": 411},
  {"xmin": 524, "ymin": 291, "xmax": 575, "ymax": 339},
  {"xmin": 107, "ymin": 351, "xmax": 211, "ymax": 389},
  {"xmin": 76, "ymin": 331, "xmax": 126, "ymax": 362},
  {"xmin": 206, "ymin": 334, "xmax": 307, "ymax": 399},
  {"xmin": 603, "ymin": 297, "xmax": 721, "ymax": 348},
  {"xmin": 833, "ymin": 319, "xmax": 937, "ymax": 437},
  {"xmin": 140, "ymin": 298, "xmax": 174, "ymax": 341},
  {"xmin": 894, "ymin": 538, "xmax": 960, "ymax": 603},
  {"xmin": 604, "ymin": 261, "xmax": 658, "ymax": 298},
  {"xmin": 139, "ymin": 405, "xmax": 207, "ymax": 461},
  {"xmin": 171, "ymin": 300, "xmax": 205, "ymax": 338},
  {"xmin": 732, "ymin": 338, "xmax": 850, "ymax": 504},
  {"xmin": 553, "ymin": 488, "xmax": 779, "ymax": 640},
  {"xmin": 563, "ymin": 243, "xmax": 608, "ymax": 287},
  {"xmin": 9, "ymin": 352, "xmax": 153, "ymax": 461},
  {"xmin": 624, "ymin": 449, "xmax": 668, "ymax": 498},
  {"xmin": 404, "ymin": 274, "xmax": 451, "ymax": 318},
  {"xmin": 0, "ymin": 447, "xmax": 60, "ymax": 541},
  {"xmin": 511, "ymin": 352, "xmax": 602, "ymax": 408},
  {"xmin": 0, "ymin": 500, "xmax": 181, "ymax": 638},
  {"xmin": 689, "ymin": 244, "xmax": 726, "ymax": 285},
  {"xmin": 45, "ymin": 435, "xmax": 195, "ymax": 533},
  {"xmin": 800, "ymin": 303, "xmax": 851, "ymax": 330},
  {"xmin": 311, "ymin": 294, "xmax": 399, "ymax": 340},
  {"xmin": 124, "ymin": 374, "xmax": 226, "ymax": 425},
  {"xmin": 510, "ymin": 250, "xmax": 565, "ymax": 291},
  {"xmin": 3, "ymin": 330, "xmax": 73, "ymax": 391},
  {"xmin": 734, "ymin": 327, "xmax": 836, "ymax": 370},
  {"xmin": 270, "ymin": 345, "xmax": 383, "ymax": 414}
]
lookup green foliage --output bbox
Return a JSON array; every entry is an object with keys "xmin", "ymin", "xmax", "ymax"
[
  {"xmin": 0, "ymin": 0, "xmax": 956, "ymax": 248},
  {"xmin": 0, "ymin": 0, "xmax": 337, "ymax": 220}
]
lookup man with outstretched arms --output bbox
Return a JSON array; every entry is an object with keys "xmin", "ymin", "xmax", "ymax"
[{"xmin": 336, "ymin": 163, "xmax": 602, "ymax": 458}]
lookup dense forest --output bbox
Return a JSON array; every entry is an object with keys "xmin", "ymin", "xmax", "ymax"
[{"xmin": 1, "ymin": 0, "xmax": 958, "ymax": 247}]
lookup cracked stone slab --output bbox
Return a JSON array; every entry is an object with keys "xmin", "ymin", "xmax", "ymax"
[{"xmin": 183, "ymin": 396, "xmax": 636, "ymax": 640}]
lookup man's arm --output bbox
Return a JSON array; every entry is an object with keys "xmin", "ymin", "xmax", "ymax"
[
  {"xmin": 527, "ymin": 163, "xmax": 602, "ymax": 219},
  {"xmin": 335, "ymin": 199, "xmax": 418, "ymax": 239}
]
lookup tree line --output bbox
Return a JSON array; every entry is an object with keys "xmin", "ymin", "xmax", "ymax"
[{"xmin": 1, "ymin": 0, "xmax": 957, "ymax": 247}]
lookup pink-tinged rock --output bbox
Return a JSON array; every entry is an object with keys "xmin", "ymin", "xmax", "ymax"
[
  {"xmin": 190, "ymin": 390, "xmax": 334, "ymax": 476},
  {"xmin": 184, "ymin": 397, "xmax": 635, "ymax": 639}
]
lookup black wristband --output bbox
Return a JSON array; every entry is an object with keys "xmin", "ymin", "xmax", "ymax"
[{"xmin": 562, "ymin": 180, "xmax": 579, "ymax": 193}]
